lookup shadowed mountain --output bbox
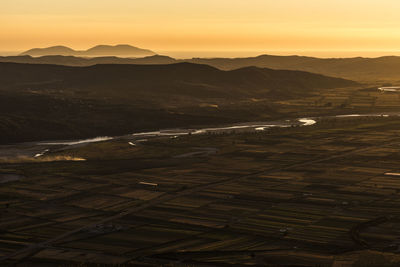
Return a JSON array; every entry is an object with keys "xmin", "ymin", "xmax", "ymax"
[
  {"xmin": 0, "ymin": 62, "xmax": 356, "ymax": 143},
  {"xmin": 0, "ymin": 62, "xmax": 357, "ymax": 99},
  {"xmin": 4, "ymin": 53, "xmax": 400, "ymax": 81},
  {"xmin": 189, "ymin": 55, "xmax": 400, "ymax": 81},
  {"xmin": 20, "ymin": 44, "xmax": 156, "ymax": 57},
  {"xmin": 0, "ymin": 55, "xmax": 177, "ymax": 66}
]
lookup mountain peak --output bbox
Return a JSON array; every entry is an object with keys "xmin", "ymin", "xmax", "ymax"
[
  {"xmin": 84, "ymin": 44, "xmax": 154, "ymax": 57},
  {"xmin": 20, "ymin": 44, "xmax": 156, "ymax": 57},
  {"xmin": 87, "ymin": 44, "xmax": 134, "ymax": 50},
  {"xmin": 20, "ymin": 46, "xmax": 75, "ymax": 56}
]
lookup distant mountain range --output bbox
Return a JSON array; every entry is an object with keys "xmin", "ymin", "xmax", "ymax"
[
  {"xmin": 2, "ymin": 53, "xmax": 400, "ymax": 81},
  {"xmin": 20, "ymin": 45, "xmax": 156, "ymax": 57},
  {"xmin": 0, "ymin": 55, "xmax": 176, "ymax": 66}
]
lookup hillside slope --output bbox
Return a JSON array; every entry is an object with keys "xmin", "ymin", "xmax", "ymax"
[
  {"xmin": 0, "ymin": 62, "xmax": 357, "ymax": 143},
  {"xmin": 0, "ymin": 62, "xmax": 356, "ymax": 99},
  {"xmin": 3, "ymin": 54, "xmax": 400, "ymax": 81},
  {"xmin": 189, "ymin": 55, "xmax": 400, "ymax": 81}
]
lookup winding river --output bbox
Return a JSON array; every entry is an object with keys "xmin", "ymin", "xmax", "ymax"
[
  {"xmin": 378, "ymin": 87, "xmax": 400, "ymax": 92},
  {"xmin": 0, "ymin": 112, "xmax": 398, "ymax": 161}
]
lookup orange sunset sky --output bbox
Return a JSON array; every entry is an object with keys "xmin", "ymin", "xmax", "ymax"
[{"xmin": 1, "ymin": 0, "xmax": 400, "ymax": 57}]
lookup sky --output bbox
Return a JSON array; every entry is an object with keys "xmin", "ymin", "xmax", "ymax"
[{"xmin": 1, "ymin": 0, "xmax": 400, "ymax": 57}]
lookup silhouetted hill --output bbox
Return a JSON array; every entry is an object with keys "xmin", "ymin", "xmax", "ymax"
[
  {"xmin": 20, "ymin": 44, "xmax": 155, "ymax": 57},
  {"xmin": 4, "ymin": 53, "xmax": 400, "ymax": 81},
  {"xmin": 0, "ymin": 62, "xmax": 356, "ymax": 100},
  {"xmin": 0, "ymin": 62, "xmax": 357, "ymax": 143},
  {"xmin": 0, "ymin": 55, "xmax": 176, "ymax": 66},
  {"xmin": 20, "ymin": 46, "xmax": 76, "ymax": 56},
  {"xmin": 188, "ymin": 55, "xmax": 400, "ymax": 81},
  {"xmin": 84, "ymin": 44, "xmax": 155, "ymax": 57}
]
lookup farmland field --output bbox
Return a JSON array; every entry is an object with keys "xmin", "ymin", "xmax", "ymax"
[{"xmin": 3, "ymin": 115, "xmax": 400, "ymax": 266}]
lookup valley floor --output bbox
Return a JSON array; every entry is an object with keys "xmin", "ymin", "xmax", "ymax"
[{"xmin": 2, "ymin": 116, "xmax": 400, "ymax": 266}]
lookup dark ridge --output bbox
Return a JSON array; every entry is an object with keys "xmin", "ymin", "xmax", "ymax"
[
  {"xmin": 0, "ymin": 61, "xmax": 357, "ymax": 98},
  {"xmin": 3, "ymin": 53, "xmax": 400, "ymax": 81},
  {"xmin": 0, "ymin": 54, "xmax": 177, "ymax": 66}
]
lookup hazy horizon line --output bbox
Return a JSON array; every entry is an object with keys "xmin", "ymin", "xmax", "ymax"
[{"xmin": 2, "ymin": 49, "xmax": 400, "ymax": 59}]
